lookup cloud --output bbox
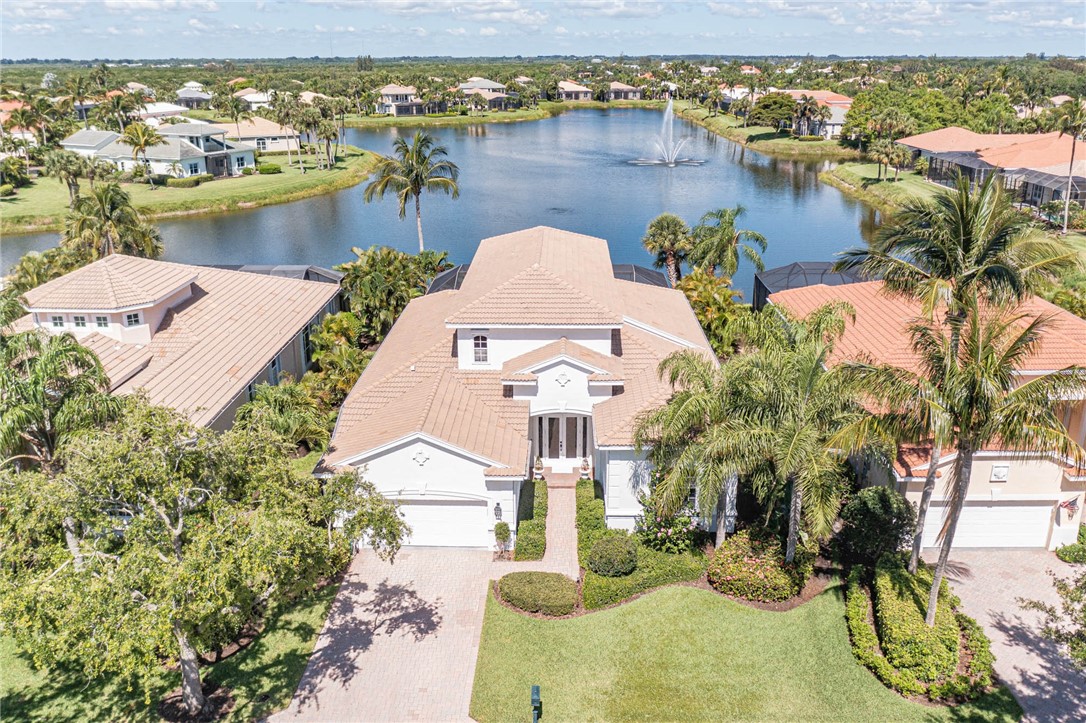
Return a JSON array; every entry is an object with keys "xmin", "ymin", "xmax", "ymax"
[
  {"xmin": 2, "ymin": 2, "xmax": 79, "ymax": 20},
  {"xmin": 8, "ymin": 22, "xmax": 56, "ymax": 34},
  {"xmin": 446, "ymin": 26, "xmax": 467, "ymax": 35},
  {"xmin": 563, "ymin": 1, "xmax": 665, "ymax": 18},
  {"xmin": 706, "ymin": 2, "xmax": 762, "ymax": 18},
  {"xmin": 320, "ymin": 0, "xmax": 549, "ymax": 26},
  {"xmin": 765, "ymin": 1, "xmax": 846, "ymax": 26},
  {"xmin": 479, "ymin": 26, "xmax": 498, "ymax": 35},
  {"xmin": 187, "ymin": 16, "xmax": 211, "ymax": 31},
  {"xmin": 888, "ymin": 27, "xmax": 924, "ymax": 38},
  {"xmin": 1030, "ymin": 16, "xmax": 1086, "ymax": 30},
  {"xmin": 104, "ymin": 0, "xmax": 219, "ymax": 11}
]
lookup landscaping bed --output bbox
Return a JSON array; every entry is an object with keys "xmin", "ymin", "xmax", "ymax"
[{"xmin": 513, "ymin": 477, "xmax": 547, "ymax": 560}]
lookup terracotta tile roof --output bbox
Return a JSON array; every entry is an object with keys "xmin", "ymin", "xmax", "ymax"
[
  {"xmin": 501, "ymin": 337, "xmax": 621, "ymax": 378},
  {"xmin": 897, "ymin": 127, "xmax": 1043, "ymax": 154},
  {"xmin": 22, "ymin": 255, "xmax": 197, "ymax": 312},
  {"xmin": 614, "ymin": 279, "xmax": 714, "ymax": 348},
  {"xmin": 447, "ymin": 265, "xmax": 621, "ymax": 327},
  {"xmin": 978, "ymin": 133, "xmax": 1086, "ymax": 172},
  {"xmin": 782, "ymin": 89, "xmax": 853, "ymax": 106},
  {"xmin": 768, "ymin": 281, "xmax": 1086, "ymax": 375}
]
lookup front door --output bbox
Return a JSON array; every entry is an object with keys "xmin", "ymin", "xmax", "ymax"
[{"xmin": 534, "ymin": 415, "xmax": 591, "ymax": 471}]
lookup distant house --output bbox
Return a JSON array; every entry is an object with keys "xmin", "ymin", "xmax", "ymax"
[
  {"xmin": 607, "ymin": 81, "xmax": 641, "ymax": 101},
  {"xmin": 181, "ymin": 80, "xmax": 205, "ymax": 91},
  {"xmin": 513, "ymin": 75, "xmax": 534, "ymax": 85},
  {"xmin": 740, "ymin": 65, "xmax": 761, "ymax": 75},
  {"xmin": 61, "ymin": 124, "xmax": 255, "ymax": 177},
  {"xmin": 781, "ymin": 90, "xmax": 853, "ymax": 138},
  {"xmin": 235, "ymin": 90, "xmax": 271, "ymax": 111},
  {"xmin": 556, "ymin": 80, "xmax": 592, "ymax": 102},
  {"xmin": 699, "ymin": 66, "xmax": 719, "ymax": 75},
  {"xmin": 138, "ymin": 101, "xmax": 187, "ymax": 120},
  {"xmin": 376, "ymin": 84, "xmax": 425, "ymax": 116},
  {"xmin": 125, "ymin": 81, "xmax": 153, "ymax": 97},
  {"xmin": 459, "ymin": 77, "xmax": 506, "ymax": 93},
  {"xmin": 462, "ymin": 88, "xmax": 514, "ymax": 111},
  {"xmin": 176, "ymin": 87, "xmax": 212, "ymax": 110},
  {"xmin": 298, "ymin": 91, "xmax": 330, "ymax": 105},
  {"xmin": 210, "ymin": 116, "xmax": 299, "ymax": 153},
  {"xmin": 19, "ymin": 255, "xmax": 339, "ymax": 431}
]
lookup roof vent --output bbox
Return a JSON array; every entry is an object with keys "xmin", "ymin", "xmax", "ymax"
[{"xmin": 410, "ymin": 364, "xmax": 416, "ymax": 372}]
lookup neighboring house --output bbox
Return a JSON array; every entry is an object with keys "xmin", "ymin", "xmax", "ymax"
[
  {"xmin": 298, "ymin": 91, "xmax": 330, "ymax": 105},
  {"xmin": 462, "ymin": 88, "xmax": 514, "ymax": 110},
  {"xmin": 769, "ymin": 280, "xmax": 1086, "ymax": 551},
  {"xmin": 125, "ymin": 81, "xmax": 152, "ymax": 96},
  {"xmin": 210, "ymin": 116, "xmax": 299, "ymax": 152},
  {"xmin": 181, "ymin": 80, "xmax": 205, "ymax": 91},
  {"xmin": 18, "ymin": 255, "xmax": 339, "ymax": 431},
  {"xmin": 236, "ymin": 91, "xmax": 271, "ymax": 111},
  {"xmin": 61, "ymin": 124, "xmax": 255, "ymax": 177},
  {"xmin": 513, "ymin": 75, "xmax": 534, "ymax": 85},
  {"xmin": 607, "ymin": 82, "xmax": 641, "ymax": 101},
  {"xmin": 781, "ymin": 89, "xmax": 853, "ymax": 138},
  {"xmin": 699, "ymin": 66, "xmax": 719, "ymax": 76},
  {"xmin": 459, "ymin": 77, "xmax": 506, "ymax": 92},
  {"xmin": 139, "ymin": 101, "xmax": 187, "ymax": 119},
  {"xmin": 176, "ymin": 87, "xmax": 213, "ymax": 110},
  {"xmin": 375, "ymin": 84, "xmax": 425, "ymax": 116},
  {"xmin": 556, "ymin": 80, "xmax": 593, "ymax": 101},
  {"xmin": 752, "ymin": 261, "xmax": 863, "ymax": 311},
  {"xmin": 322, "ymin": 227, "xmax": 716, "ymax": 548},
  {"xmin": 740, "ymin": 65, "xmax": 761, "ymax": 75}
]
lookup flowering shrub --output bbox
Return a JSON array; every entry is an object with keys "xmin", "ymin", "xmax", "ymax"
[
  {"xmin": 707, "ymin": 529, "xmax": 812, "ymax": 602},
  {"xmin": 635, "ymin": 495, "xmax": 698, "ymax": 554}
]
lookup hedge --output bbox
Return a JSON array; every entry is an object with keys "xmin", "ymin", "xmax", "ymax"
[
  {"xmin": 575, "ymin": 479, "xmax": 606, "ymax": 566},
  {"xmin": 165, "ymin": 173, "xmax": 213, "ymax": 188},
  {"xmin": 1056, "ymin": 544, "xmax": 1086, "ymax": 564},
  {"xmin": 513, "ymin": 479, "xmax": 547, "ymax": 561},
  {"xmin": 872, "ymin": 557, "xmax": 959, "ymax": 683},
  {"xmin": 498, "ymin": 572, "xmax": 577, "ymax": 616},
  {"xmin": 707, "ymin": 529, "xmax": 814, "ymax": 602},
  {"xmin": 586, "ymin": 531, "xmax": 638, "ymax": 577},
  {"xmin": 257, "ymin": 162, "xmax": 282, "ymax": 175},
  {"xmin": 0, "ymin": 184, "xmax": 14, "ymax": 197},
  {"xmin": 845, "ymin": 567, "xmax": 926, "ymax": 696},
  {"xmin": 582, "ymin": 546, "xmax": 706, "ymax": 610}
]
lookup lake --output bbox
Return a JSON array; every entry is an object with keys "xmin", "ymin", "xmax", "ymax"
[{"xmin": 1, "ymin": 109, "xmax": 877, "ymax": 295}]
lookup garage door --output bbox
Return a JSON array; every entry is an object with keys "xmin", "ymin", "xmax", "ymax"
[
  {"xmin": 921, "ymin": 501, "xmax": 1053, "ymax": 548},
  {"xmin": 396, "ymin": 499, "xmax": 491, "ymax": 548}
]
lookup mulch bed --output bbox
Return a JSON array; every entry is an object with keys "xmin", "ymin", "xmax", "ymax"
[{"xmin": 158, "ymin": 681, "xmax": 235, "ymax": 722}]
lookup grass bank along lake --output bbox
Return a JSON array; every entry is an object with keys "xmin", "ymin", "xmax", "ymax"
[{"xmin": 3, "ymin": 109, "xmax": 877, "ymax": 296}]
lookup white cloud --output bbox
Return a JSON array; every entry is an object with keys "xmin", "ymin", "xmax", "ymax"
[
  {"xmin": 407, "ymin": 25, "xmax": 428, "ymax": 36},
  {"xmin": 446, "ymin": 26, "xmax": 467, "ymax": 35},
  {"xmin": 706, "ymin": 2, "xmax": 762, "ymax": 18},
  {"xmin": 888, "ymin": 27, "xmax": 924, "ymax": 38},
  {"xmin": 563, "ymin": 1, "xmax": 665, "ymax": 18},
  {"xmin": 187, "ymin": 16, "xmax": 211, "ymax": 31},
  {"xmin": 104, "ymin": 0, "xmax": 219, "ymax": 11},
  {"xmin": 554, "ymin": 24, "xmax": 568, "ymax": 35},
  {"xmin": 2, "ymin": 2, "xmax": 79, "ymax": 20},
  {"xmin": 9, "ymin": 22, "xmax": 56, "ymax": 34},
  {"xmin": 765, "ymin": 1, "xmax": 846, "ymax": 26},
  {"xmin": 319, "ymin": 0, "xmax": 549, "ymax": 26},
  {"xmin": 479, "ymin": 26, "xmax": 498, "ymax": 36}
]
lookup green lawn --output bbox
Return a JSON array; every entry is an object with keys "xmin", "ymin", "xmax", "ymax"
[
  {"xmin": 1, "ymin": 145, "xmax": 376, "ymax": 235},
  {"xmin": 822, "ymin": 162, "xmax": 948, "ymax": 212},
  {"xmin": 0, "ymin": 581, "xmax": 336, "ymax": 721},
  {"xmin": 470, "ymin": 584, "xmax": 1020, "ymax": 722}
]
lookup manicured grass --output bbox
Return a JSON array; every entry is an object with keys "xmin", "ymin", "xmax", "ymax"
[
  {"xmin": 821, "ymin": 162, "xmax": 947, "ymax": 212},
  {"xmin": 1, "ymin": 145, "xmax": 377, "ymax": 235},
  {"xmin": 470, "ymin": 583, "xmax": 1021, "ymax": 722},
  {"xmin": 290, "ymin": 449, "xmax": 323, "ymax": 476},
  {"xmin": 0, "ymin": 581, "xmax": 337, "ymax": 721},
  {"xmin": 673, "ymin": 102, "xmax": 862, "ymax": 161},
  {"xmin": 342, "ymin": 100, "xmax": 666, "ymax": 128}
]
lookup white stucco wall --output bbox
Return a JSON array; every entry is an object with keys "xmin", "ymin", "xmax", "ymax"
[
  {"xmin": 599, "ymin": 447, "xmax": 652, "ymax": 530},
  {"xmin": 513, "ymin": 359, "xmax": 612, "ymax": 416},
  {"xmin": 455, "ymin": 327, "xmax": 612, "ymax": 370}
]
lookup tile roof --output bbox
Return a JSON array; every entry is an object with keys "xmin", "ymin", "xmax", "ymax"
[
  {"xmin": 897, "ymin": 126, "xmax": 1043, "ymax": 154},
  {"xmin": 978, "ymin": 133, "xmax": 1086, "ymax": 172},
  {"xmin": 558, "ymin": 80, "xmax": 592, "ymax": 92},
  {"xmin": 23, "ymin": 255, "xmax": 198, "ymax": 311},
  {"xmin": 446, "ymin": 265, "xmax": 622, "ymax": 326},
  {"xmin": 768, "ymin": 280, "xmax": 1086, "ymax": 375},
  {"xmin": 379, "ymin": 84, "xmax": 417, "ymax": 95},
  {"xmin": 609, "ymin": 81, "xmax": 638, "ymax": 91},
  {"xmin": 210, "ymin": 117, "xmax": 297, "ymax": 139},
  {"xmin": 501, "ymin": 337, "xmax": 620, "ymax": 377}
]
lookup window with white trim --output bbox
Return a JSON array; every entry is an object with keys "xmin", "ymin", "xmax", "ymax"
[
  {"xmin": 95, "ymin": 315, "xmax": 109, "ymax": 328},
  {"xmin": 125, "ymin": 312, "xmax": 141, "ymax": 327},
  {"xmin": 73, "ymin": 315, "xmax": 87, "ymax": 328},
  {"xmin": 235, "ymin": 155, "xmax": 246, "ymax": 169},
  {"xmin": 187, "ymin": 162, "xmax": 199, "ymax": 175},
  {"xmin": 473, "ymin": 335, "xmax": 488, "ymax": 363},
  {"xmin": 256, "ymin": 138, "xmax": 267, "ymax": 151},
  {"xmin": 51, "ymin": 315, "xmax": 64, "ymax": 328}
]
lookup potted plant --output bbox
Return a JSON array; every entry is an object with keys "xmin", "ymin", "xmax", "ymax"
[
  {"xmin": 534, "ymin": 456, "xmax": 544, "ymax": 480},
  {"xmin": 580, "ymin": 457, "xmax": 591, "ymax": 480},
  {"xmin": 494, "ymin": 521, "xmax": 511, "ymax": 558}
]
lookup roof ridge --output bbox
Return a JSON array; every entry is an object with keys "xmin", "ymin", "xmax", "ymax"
[
  {"xmin": 415, "ymin": 369, "xmax": 450, "ymax": 432},
  {"xmin": 448, "ymin": 264, "xmax": 618, "ymax": 323}
]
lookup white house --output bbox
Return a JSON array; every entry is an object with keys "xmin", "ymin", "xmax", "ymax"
[
  {"xmin": 322, "ymin": 227, "xmax": 716, "ymax": 548},
  {"xmin": 459, "ymin": 77, "xmax": 506, "ymax": 92},
  {"xmin": 138, "ymin": 101, "xmax": 187, "ymax": 119},
  {"xmin": 556, "ymin": 80, "xmax": 593, "ymax": 101},
  {"xmin": 375, "ymin": 84, "xmax": 425, "ymax": 116},
  {"xmin": 607, "ymin": 81, "xmax": 641, "ymax": 101},
  {"xmin": 61, "ymin": 124, "xmax": 255, "ymax": 177}
]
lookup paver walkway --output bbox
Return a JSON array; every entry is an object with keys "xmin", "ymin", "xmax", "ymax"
[
  {"xmin": 274, "ymin": 476, "xmax": 579, "ymax": 722},
  {"xmin": 926, "ymin": 549, "xmax": 1084, "ymax": 722}
]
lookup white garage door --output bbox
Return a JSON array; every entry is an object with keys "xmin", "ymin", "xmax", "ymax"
[
  {"xmin": 397, "ymin": 499, "xmax": 491, "ymax": 548},
  {"xmin": 921, "ymin": 501, "xmax": 1053, "ymax": 548}
]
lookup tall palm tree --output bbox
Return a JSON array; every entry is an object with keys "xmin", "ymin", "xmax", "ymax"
[
  {"xmin": 62, "ymin": 181, "xmax": 163, "ymax": 259},
  {"xmin": 94, "ymin": 92, "xmax": 137, "ymax": 131},
  {"xmin": 220, "ymin": 95, "xmax": 252, "ymax": 138},
  {"xmin": 43, "ymin": 149, "xmax": 89, "ymax": 209},
  {"xmin": 363, "ymin": 130, "xmax": 460, "ymax": 252},
  {"xmin": 636, "ymin": 302, "xmax": 862, "ymax": 561},
  {"xmin": 4, "ymin": 107, "xmax": 37, "ymax": 156},
  {"xmin": 642, "ymin": 213, "xmax": 693, "ymax": 287},
  {"xmin": 119, "ymin": 123, "xmax": 166, "ymax": 188},
  {"xmin": 691, "ymin": 205, "xmax": 768, "ymax": 277},
  {"xmin": 1054, "ymin": 97, "xmax": 1086, "ymax": 234},
  {"xmin": 65, "ymin": 74, "xmax": 94, "ymax": 129}
]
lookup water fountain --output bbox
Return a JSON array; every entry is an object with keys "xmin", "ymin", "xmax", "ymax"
[{"xmin": 630, "ymin": 99, "xmax": 705, "ymax": 167}]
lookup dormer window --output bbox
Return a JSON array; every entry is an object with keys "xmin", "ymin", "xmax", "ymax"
[
  {"xmin": 473, "ymin": 335, "xmax": 488, "ymax": 363},
  {"xmin": 51, "ymin": 315, "xmax": 64, "ymax": 328},
  {"xmin": 95, "ymin": 315, "xmax": 109, "ymax": 328},
  {"xmin": 73, "ymin": 315, "xmax": 87, "ymax": 328},
  {"xmin": 125, "ymin": 312, "xmax": 142, "ymax": 327}
]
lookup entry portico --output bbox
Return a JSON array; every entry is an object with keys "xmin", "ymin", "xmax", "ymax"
[{"xmin": 323, "ymin": 227, "xmax": 715, "ymax": 548}]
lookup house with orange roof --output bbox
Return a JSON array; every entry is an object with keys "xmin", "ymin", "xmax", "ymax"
[
  {"xmin": 781, "ymin": 89, "xmax": 854, "ymax": 138},
  {"xmin": 17, "ymin": 255, "xmax": 340, "ymax": 431},
  {"xmin": 769, "ymin": 280, "xmax": 1086, "ymax": 550},
  {"xmin": 322, "ymin": 227, "xmax": 717, "ymax": 548},
  {"xmin": 740, "ymin": 65, "xmax": 761, "ymax": 75}
]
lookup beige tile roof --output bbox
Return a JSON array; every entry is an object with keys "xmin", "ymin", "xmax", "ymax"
[
  {"xmin": 325, "ymin": 227, "xmax": 713, "ymax": 469},
  {"xmin": 80, "ymin": 332, "xmax": 153, "ymax": 389},
  {"xmin": 210, "ymin": 117, "xmax": 297, "ymax": 139},
  {"xmin": 558, "ymin": 80, "xmax": 592, "ymax": 93},
  {"xmin": 769, "ymin": 281, "xmax": 1086, "ymax": 375},
  {"xmin": 896, "ymin": 127, "xmax": 1043, "ymax": 154},
  {"xmin": 22, "ymin": 255, "xmax": 197, "ymax": 312}
]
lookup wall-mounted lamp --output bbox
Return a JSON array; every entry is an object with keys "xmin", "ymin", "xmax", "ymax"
[{"xmin": 494, "ymin": 502, "xmax": 503, "ymax": 521}]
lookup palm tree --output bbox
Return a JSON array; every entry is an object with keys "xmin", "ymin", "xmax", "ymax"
[
  {"xmin": 65, "ymin": 74, "xmax": 94, "ymax": 129},
  {"xmin": 94, "ymin": 92, "xmax": 137, "ymax": 131},
  {"xmin": 119, "ymin": 123, "xmax": 166, "ymax": 188},
  {"xmin": 62, "ymin": 182, "xmax": 163, "ymax": 259},
  {"xmin": 43, "ymin": 149, "xmax": 88, "ymax": 209},
  {"xmin": 642, "ymin": 213, "xmax": 692, "ymax": 287},
  {"xmin": 219, "ymin": 95, "xmax": 252, "ymax": 138},
  {"xmin": 1054, "ymin": 97, "xmax": 1086, "ymax": 234},
  {"xmin": 795, "ymin": 95, "xmax": 820, "ymax": 136},
  {"xmin": 317, "ymin": 119, "xmax": 339, "ymax": 169},
  {"xmin": 869, "ymin": 139, "xmax": 894, "ymax": 180},
  {"xmin": 4, "ymin": 107, "xmax": 37, "ymax": 157},
  {"xmin": 235, "ymin": 380, "xmax": 329, "ymax": 451},
  {"xmin": 691, "ymin": 205, "xmax": 767, "ymax": 277},
  {"xmin": 363, "ymin": 130, "xmax": 460, "ymax": 253},
  {"xmin": 636, "ymin": 302, "xmax": 862, "ymax": 561}
]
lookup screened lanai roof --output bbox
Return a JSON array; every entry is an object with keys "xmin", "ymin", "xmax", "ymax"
[
  {"xmin": 753, "ymin": 261, "xmax": 865, "ymax": 311},
  {"xmin": 611, "ymin": 264, "xmax": 669, "ymax": 288},
  {"xmin": 930, "ymin": 151, "xmax": 994, "ymax": 171},
  {"xmin": 427, "ymin": 264, "xmax": 471, "ymax": 294},
  {"xmin": 1005, "ymin": 168, "xmax": 1085, "ymax": 192}
]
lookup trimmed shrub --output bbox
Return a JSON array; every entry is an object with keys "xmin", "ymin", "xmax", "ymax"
[
  {"xmin": 872, "ymin": 556, "xmax": 959, "ymax": 683},
  {"xmin": 587, "ymin": 531, "xmax": 638, "ymax": 577},
  {"xmin": 914, "ymin": 157, "xmax": 930, "ymax": 176},
  {"xmin": 166, "ymin": 176, "xmax": 201, "ymax": 188},
  {"xmin": 498, "ymin": 572, "xmax": 577, "ymax": 616},
  {"xmin": 582, "ymin": 545, "xmax": 706, "ymax": 609},
  {"xmin": 707, "ymin": 529, "xmax": 813, "ymax": 602},
  {"xmin": 241, "ymin": 166, "xmax": 255, "ymax": 176},
  {"xmin": 0, "ymin": 184, "xmax": 14, "ymax": 197},
  {"xmin": 494, "ymin": 521, "xmax": 510, "ymax": 552},
  {"xmin": 1056, "ymin": 544, "xmax": 1086, "ymax": 564},
  {"xmin": 845, "ymin": 567, "xmax": 926, "ymax": 696},
  {"xmin": 635, "ymin": 497, "xmax": 698, "ymax": 554},
  {"xmin": 257, "ymin": 162, "xmax": 282, "ymax": 175},
  {"xmin": 575, "ymin": 479, "xmax": 606, "ymax": 565},
  {"xmin": 837, "ymin": 486, "xmax": 916, "ymax": 568},
  {"xmin": 513, "ymin": 480, "xmax": 547, "ymax": 561},
  {"xmin": 795, "ymin": 135, "xmax": 824, "ymax": 141}
]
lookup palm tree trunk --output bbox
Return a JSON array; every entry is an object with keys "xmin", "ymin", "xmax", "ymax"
[
  {"xmin": 415, "ymin": 194, "xmax": 424, "ymax": 253},
  {"xmin": 908, "ymin": 445, "xmax": 941, "ymax": 574},
  {"xmin": 1063, "ymin": 142, "xmax": 1076, "ymax": 234},
  {"xmin": 174, "ymin": 622, "xmax": 208, "ymax": 716},
  {"xmin": 925, "ymin": 449, "xmax": 972, "ymax": 626},
  {"xmin": 785, "ymin": 477, "xmax": 802, "ymax": 563},
  {"xmin": 665, "ymin": 251, "xmax": 678, "ymax": 287}
]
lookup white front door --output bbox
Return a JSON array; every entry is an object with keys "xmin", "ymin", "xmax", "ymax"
[{"xmin": 533, "ymin": 415, "xmax": 591, "ymax": 471}]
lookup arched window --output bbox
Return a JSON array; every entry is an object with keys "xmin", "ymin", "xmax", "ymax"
[{"xmin": 473, "ymin": 335, "xmax": 488, "ymax": 363}]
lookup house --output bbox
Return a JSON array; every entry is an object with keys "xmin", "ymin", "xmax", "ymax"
[
  {"xmin": 235, "ymin": 90, "xmax": 271, "ymax": 111},
  {"xmin": 459, "ymin": 77, "xmax": 506, "ymax": 93},
  {"xmin": 769, "ymin": 280, "xmax": 1086, "ymax": 550},
  {"xmin": 18, "ymin": 255, "xmax": 339, "ymax": 430},
  {"xmin": 298, "ymin": 91, "xmax": 330, "ymax": 105},
  {"xmin": 321, "ymin": 227, "xmax": 716, "ymax": 548},
  {"xmin": 61, "ymin": 124, "xmax": 255, "ymax": 177},
  {"xmin": 210, "ymin": 116, "xmax": 299, "ymax": 153},
  {"xmin": 125, "ymin": 81, "xmax": 152, "ymax": 96},
  {"xmin": 556, "ymin": 80, "xmax": 593, "ymax": 102},
  {"xmin": 740, "ymin": 65, "xmax": 761, "ymax": 75},
  {"xmin": 138, "ymin": 101, "xmax": 187, "ymax": 119},
  {"xmin": 781, "ymin": 89, "xmax": 853, "ymax": 138},
  {"xmin": 461, "ymin": 88, "xmax": 514, "ymax": 111},
  {"xmin": 699, "ymin": 66, "xmax": 719, "ymax": 76},
  {"xmin": 513, "ymin": 75, "xmax": 534, "ymax": 85},
  {"xmin": 607, "ymin": 81, "xmax": 641, "ymax": 101},
  {"xmin": 175, "ymin": 87, "xmax": 212, "ymax": 110},
  {"xmin": 375, "ymin": 84, "xmax": 425, "ymax": 116},
  {"xmin": 181, "ymin": 80, "xmax": 205, "ymax": 91}
]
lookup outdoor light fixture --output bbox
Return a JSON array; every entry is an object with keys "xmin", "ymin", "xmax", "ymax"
[{"xmin": 494, "ymin": 502, "xmax": 502, "ymax": 521}]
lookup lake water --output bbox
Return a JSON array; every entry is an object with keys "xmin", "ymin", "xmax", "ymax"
[{"xmin": 1, "ymin": 109, "xmax": 877, "ymax": 295}]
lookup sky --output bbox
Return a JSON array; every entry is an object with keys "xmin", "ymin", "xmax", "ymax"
[{"xmin": 2, "ymin": 1, "xmax": 1084, "ymax": 61}]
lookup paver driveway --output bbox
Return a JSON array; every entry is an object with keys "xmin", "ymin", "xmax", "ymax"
[{"xmin": 930, "ymin": 549, "xmax": 1084, "ymax": 722}]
